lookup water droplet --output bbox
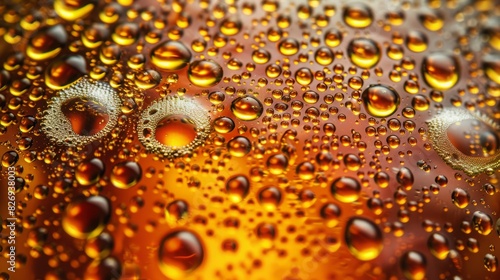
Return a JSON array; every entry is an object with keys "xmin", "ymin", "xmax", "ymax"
[
  {"xmin": 112, "ymin": 22, "xmax": 139, "ymax": 46},
  {"xmin": 483, "ymin": 54, "xmax": 500, "ymax": 84},
  {"xmin": 252, "ymin": 48, "xmax": 271, "ymax": 64},
  {"xmin": 472, "ymin": 211, "xmax": 493, "ymax": 236},
  {"xmin": 451, "ymin": 188, "xmax": 470, "ymax": 208},
  {"xmin": 45, "ymin": 55, "xmax": 87, "ymax": 90},
  {"xmin": 400, "ymin": 251, "xmax": 426, "ymax": 280},
  {"xmin": 110, "ymin": 161, "xmax": 142, "ymax": 189},
  {"xmin": 158, "ymin": 230, "xmax": 204, "ymax": 279},
  {"xmin": 331, "ymin": 177, "xmax": 361, "ymax": 203},
  {"xmin": 427, "ymin": 233, "xmax": 449, "ymax": 260},
  {"xmin": 324, "ymin": 29, "xmax": 342, "ymax": 47},
  {"xmin": 295, "ymin": 67, "xmax": 314, "ymax": 85},
  {"xmin": 266, "ymin": 154, "xmax": 288, "ymax": 175},
  {"xmin": 26, "ymin": 24, "xmax": 67, "ymax": 60},
  {"xmin": 84, "ymin": 257, "xmax": 122, "ymax": 279},
  {"xmin": 396, "ymin": 167, "xmax": 414, "ymax": 189},
  {"xmin": 258, "ymin": 186, "xmax": 282, "ymax": 210},
  {"xmin": 76, "ymin": 158, "xmax": 104, "ymax": 186},
  {"xmin": 343, "ymin": 2, "xmax": 373, "ymax": 28},
  {"xmin": 320, "ymin": 203, "xmax": 341, "ymax": 228},
  {"xmin": 361, "ymin": 84, "xmax": 400, "ymax": 118},
  {"xmin": 85, "ymin": 232, "xmax": 114, "ymax": 259},
  {"xmin": 314, "ymin": 47, "xmax": 334, "ymax": 65},
  {"xmin": 220, "ymin": 17, "xmax": 242, "ymax": 36},
  {"xmin": 226, "ymin": 175, "xmax": 250, "ymax": 203},
  {"xmin": 374, "ymin": 171, "xmax": 390, "ymax": 188},
  {"xmin": 406, "ymin": 31, "xmax": 428, "ymax": 53},
  {"xmin": 227, "ymin": 136, "xmax": 252, "ymax": 157},
  {"xmin": 62, "ymin": 196, "xmax": 110, "ymax": 239},
  {"xmin": 296, "ymin": 161, "xmax": 315, "ymax": 180},
  {"xmin": 345, "ymin": 217, "xmax": 383, "ymax": 261},
  {"xmin": 256, "ymin": 223, "xmax": 277, "ymax": 248},
  {"xmin": 151, "ymin": 41, "xmax": 192, "ymax": 70},
  {"xmin": 82, "ymin": 23, "xmax": 110, "ymax": 49},
  {"xmin": 99, "ymin": 44, "xmax": 121, "ymax": 65},
  {"xmin": 343, "ymin": 154, "xmax": 361, "ymax": 171},
  {"xmin": 278, "ymin": 38, "xmax": 300, "ymax": 56},
  {"xmin": 484, "ymin": 254, "xmax": 498, "ymax": 272},
  {"xmin": 231, "ymin": 96, "xmax": 263, "ymax": 121},
  {"xmin": 213, "ymin": 116, "xmax": 235, "ymax": 133},
  {"xmin": 419, "ymin": 9, "xmax": 444, "ymax": 31},
  {"xmin": 348, "ymin": 38, "xmax": 381, "ymax": 69},
  {"xmin": 1, "ymin": 151, "xmax": 19, "ymax": 167},
  {"xmin": 422, "ymin": 53, "xmax": 459, "ymax": 90},
  {"xmin": 54, "ymin": 0, "xmax": 96, "ymax": 21},
  {"xmin": 188, "ymin": 60, "xmax": 223, "ymax": 87},
  {"xmin": 135, "ymin": 69, "xmax": 162, "ymax": 89},
  {"xmin": 27, "ymin": 227, "xmax": 48, "ymax": 249},
  {"xmin": 165, "ymin": 200, "xmax": 189, "ymax": 222}
]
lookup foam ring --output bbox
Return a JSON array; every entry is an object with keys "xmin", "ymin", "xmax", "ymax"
[
  {"xmin": 426, "ymin": 108, "xmax": 500, "ymax": 176},
  {"xmin": 41, "ymin": 77, "xmax": 121, "ymax": 146},
  {"xmin": 137, "ymin": 96, "xmax": 211, "ymax": 159}
]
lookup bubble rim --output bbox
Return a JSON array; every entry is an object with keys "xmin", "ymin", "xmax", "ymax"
[
  {"xmin": 137, "ymin": 96, "xmax": 211, "ymax": 159},
  {"xmin": 41, "ymin": 77, "xmax": 121, "ymax": 146},
  {"xmin": 426, "ymin": 108, "xmax": 500, "ymax": 176}
]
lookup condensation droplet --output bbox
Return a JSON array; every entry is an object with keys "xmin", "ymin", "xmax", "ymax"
[
  {"xmin": 345, "ymin": 217, "xmax": 383, "ymax": 261},
  {"xmin": 158, "ymin": 230, "xmax": 204, "ymax": 279},
  {"xmin": 62, "ymin": 196, "xmax": 110, "ymax": 239}
]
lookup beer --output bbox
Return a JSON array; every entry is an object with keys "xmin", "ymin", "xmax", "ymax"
[{"xmin": 0, "ymin": 0, "xmax": 499, "ymax": 279}]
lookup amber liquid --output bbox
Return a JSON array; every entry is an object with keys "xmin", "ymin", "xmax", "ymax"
[{"xmin": 1, "ymin": 0, "xmax": 500, "ymax": 279}]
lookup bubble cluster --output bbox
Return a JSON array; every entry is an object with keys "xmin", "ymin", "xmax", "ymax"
[
  {"xmin": 137, "ymin": 96, "xmax": 210, "ymax": 159},
  {"xmin": 41, "ymin": 77, "xmax": 121, "ymax": 146},
  {"xmin": 427, "ymin": 108, "xmax": 500, "ymax": 176}
]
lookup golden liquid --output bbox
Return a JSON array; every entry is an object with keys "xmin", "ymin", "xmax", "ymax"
[{"xmin": 0, "ymin": 0, "xmax": 499, "ymax": 279}]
